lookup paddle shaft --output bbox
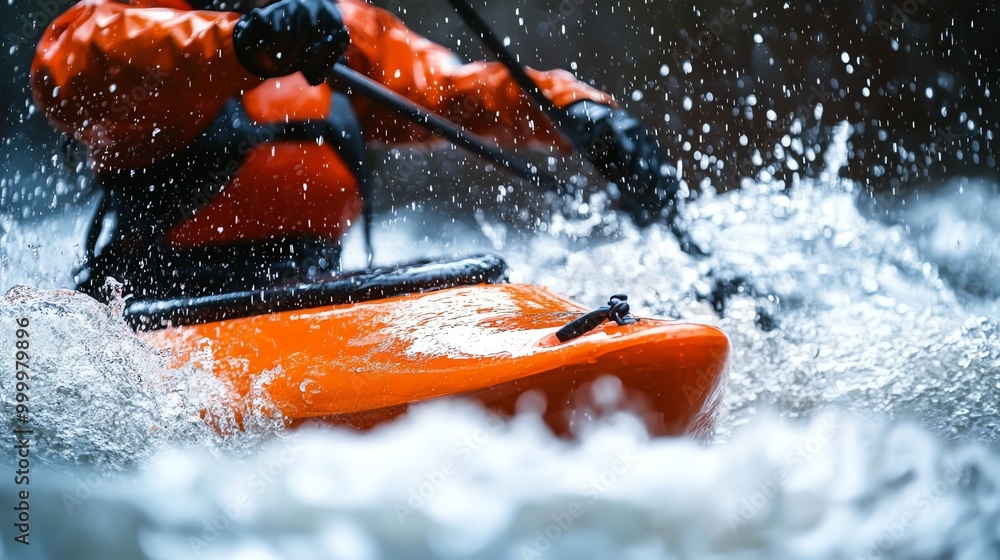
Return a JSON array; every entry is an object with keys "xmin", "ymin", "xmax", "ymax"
[
  {"xmin": 444, "ymin": 1, "xmax": 711, "ymax": 258},
  {"xmin": 443, "ymin": 0, "xmax": 575, "ymax": 139},
  {"xmin": 328, "ymin": 63, "xmax": 558, "ymax": 189}
]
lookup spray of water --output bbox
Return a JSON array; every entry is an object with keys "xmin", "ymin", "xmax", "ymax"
[{"xmin": 0, "ymin": 126, "xmax": 998, "ymax": 559}]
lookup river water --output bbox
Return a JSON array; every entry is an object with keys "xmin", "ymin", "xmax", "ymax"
[{"xmin": 1, "ymin": 128, "xmax": 999, "ymax": 559}]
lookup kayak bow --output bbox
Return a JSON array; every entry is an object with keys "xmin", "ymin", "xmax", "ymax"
[{"xmin": 139, "ymin": 264, "xmax": 729, "ymax": 438}]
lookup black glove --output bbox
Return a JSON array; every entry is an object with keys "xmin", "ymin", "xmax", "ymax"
[
  {"xmin": 233, "ymin": 0, "xmax": 349, "ymax": 86},
  {"xmin": 563, "ymin": 101, "xmax": 680, "ymax": 226}
]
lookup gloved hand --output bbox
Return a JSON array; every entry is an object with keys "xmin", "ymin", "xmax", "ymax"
[
  {"xmin": 233, "ymin": 0, "xmax": 349, "ymax": 86},
  {"xmin": 563, "ymin": 101, "xmax": 680, "ymax": 226}
]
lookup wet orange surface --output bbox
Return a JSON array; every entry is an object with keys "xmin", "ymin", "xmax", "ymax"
[{"xmin": 144, "ymin": 284, "xmax": 729, "ymax": 437}]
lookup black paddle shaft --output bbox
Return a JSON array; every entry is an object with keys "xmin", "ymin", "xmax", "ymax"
[
  {"xmin": 444, "ymin": 0, "xmax": 712, "ymax": 259},
  {"xmin": 443, "ymin": 0, "xmax": 576, "ymax": 140},
  {"xmin": 328, "ymin": 63, "xmax": 560, "ymax": 190}
]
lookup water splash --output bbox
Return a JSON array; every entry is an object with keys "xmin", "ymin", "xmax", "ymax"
[
  {"xmin": 0, "ymin": 121, "xmax": 998, "ymax": 559},
  {"xmin": 0, "ymin": 286, "xmax": 282, "ymax": 471},
  {"xmin": 0, "ymin": 405, "xmax": 997, "ymax": 560}
]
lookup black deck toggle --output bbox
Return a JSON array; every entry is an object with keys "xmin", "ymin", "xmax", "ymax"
[{"xmin": 555, "ymin": 294, "xmax": 638, "ymax": 343}]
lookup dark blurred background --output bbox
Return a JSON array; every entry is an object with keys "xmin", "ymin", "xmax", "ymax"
[{"xmin": 2, "ymin": 0, "xmax": 998, "ymax": 220}]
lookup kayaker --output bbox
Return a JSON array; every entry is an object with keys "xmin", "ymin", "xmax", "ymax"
[{"xmin": 32, "ymin": 0, "xmax": 680, "ymax": 301}]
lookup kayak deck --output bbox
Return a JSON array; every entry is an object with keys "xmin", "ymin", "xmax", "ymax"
[{"xmin": 144, "ymin": 283, "xmax": 729, "ymax": 437}]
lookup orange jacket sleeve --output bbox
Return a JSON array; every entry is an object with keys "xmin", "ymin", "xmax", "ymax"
[
  {"xmin": 338, "ymin": 0, "xmax": 615, "ymax": 150},
  {"xmin": 31, "ymin": 0, "xmax": 261, "ymax": 171}
]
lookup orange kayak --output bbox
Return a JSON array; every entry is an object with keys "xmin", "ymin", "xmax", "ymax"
[{"xmin": 134, "ymin": 256, "xmax": 729, "ymax": 437}]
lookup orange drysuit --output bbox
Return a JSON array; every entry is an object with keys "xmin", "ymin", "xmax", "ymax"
[{"xmin": 32, "ymin": 0, "xmax": 613, "ymax": 252}]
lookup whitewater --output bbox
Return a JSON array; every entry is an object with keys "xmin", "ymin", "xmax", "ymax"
[{"xmin": 1, "ymin": 129, "xmax": 999, "ymax": 559}]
